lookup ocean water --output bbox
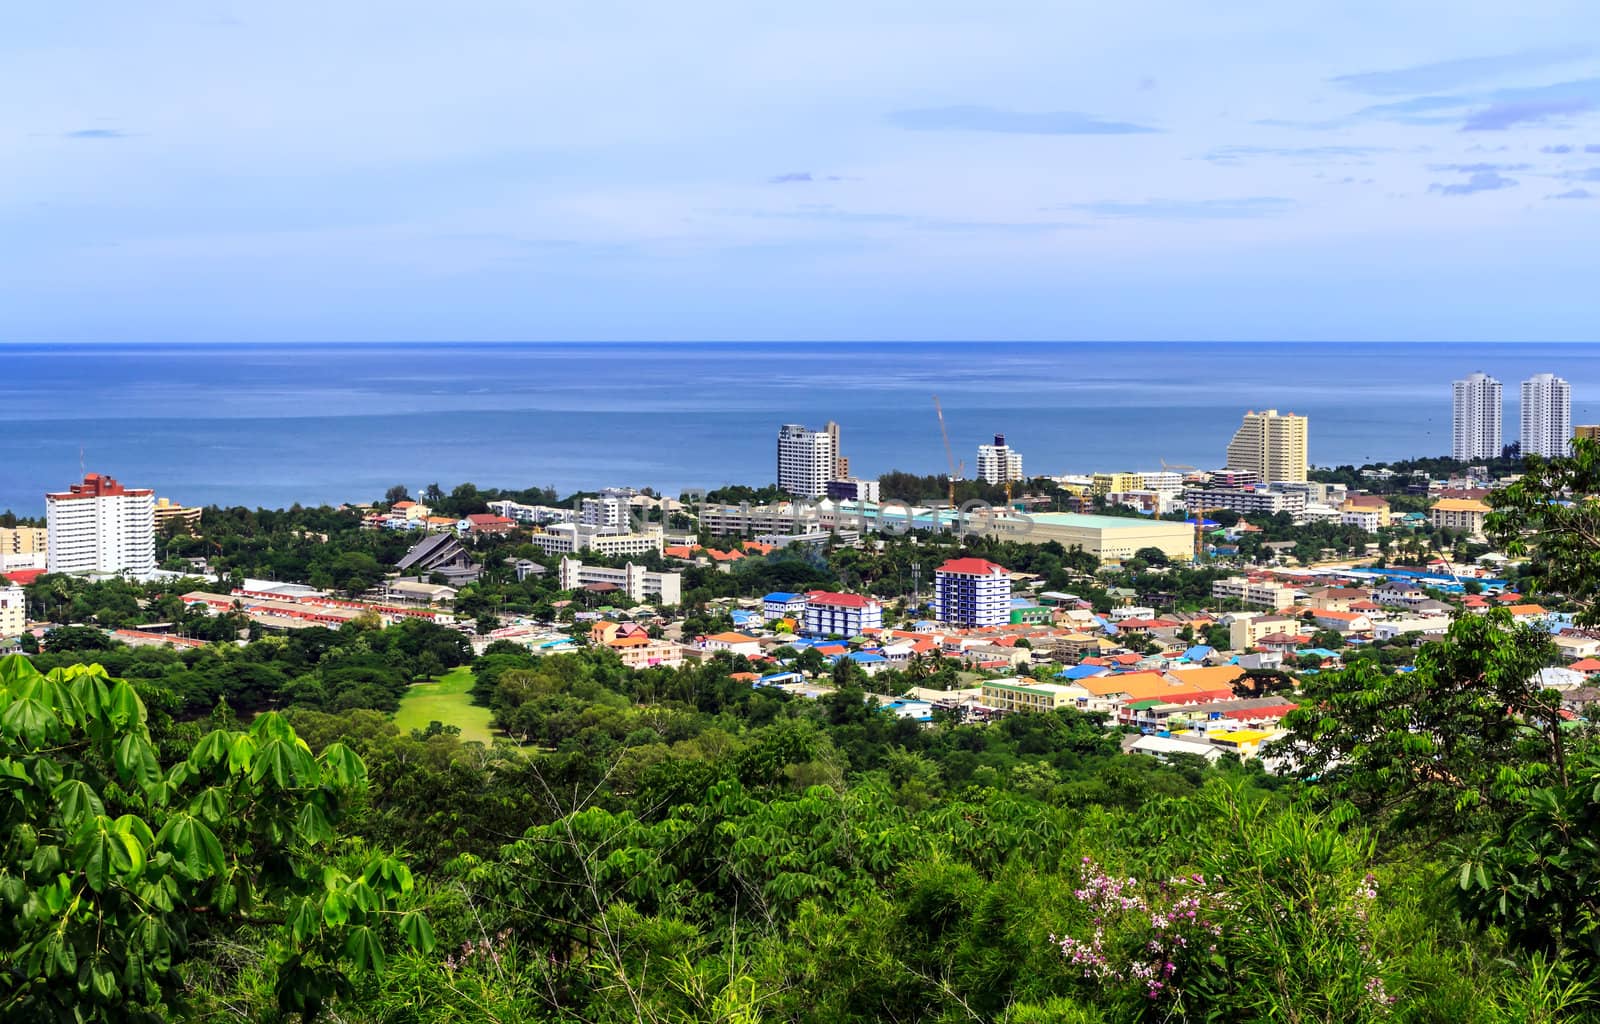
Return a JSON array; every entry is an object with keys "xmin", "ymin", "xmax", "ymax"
[{"xmin": 1, "ymin": 341, "xmax": 1596, "ymax": 516}]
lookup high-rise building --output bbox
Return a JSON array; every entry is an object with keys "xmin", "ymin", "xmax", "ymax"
[
  {"xmin": 777, "ymin": 424, "xmax": 838, "ymax": 498},
  {"xmin": 579, "ymin": 488, "xmax": 633, "ymax": 535},
  {"xmin": 976, "ymin": 434, "xmax": 1024, "ymax": 485},
  {"xmin": 825, "ymin": 421, "xmax": 849, "ymax": 480},
  {"xmin": 1521, "ymin": 374, "xmax": 1572, "ymax": 459},
  {"xmin": 933, "ymin": 557, "xmax": 1012, "ymax": 628},
  {"xmin": 1225, "ymin": 409, "xmax": 1308, "ymax": 483},
  {"xmin": 1452, "ymin": 372, "xmax": 1503, "ymax": 461},
  {"xmin": 45, "ymin": 473, "xmax": 156, "ymax": 576}
]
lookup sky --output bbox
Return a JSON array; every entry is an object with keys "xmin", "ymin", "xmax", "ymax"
[{"xmin": 3, "ymin": 1, "xmax": 1599, "ymax": 342}]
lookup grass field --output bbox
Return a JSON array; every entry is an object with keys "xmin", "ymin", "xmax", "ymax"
[{"xmin": 392, "ymin": 666, "xmax": 497, "ymax": 745}]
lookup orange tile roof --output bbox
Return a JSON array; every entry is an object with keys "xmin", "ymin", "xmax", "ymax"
[
  {"xmin": 1569, "ymin": 658, "xmax": 1600, "ymax": 673},
  {"xmin": 704, "ymin": 631, "xmax": 759, "ymax": 644},
  {"xmin": 1508, "ymin": 604, "xmax": 1547, "ymax": 615}
]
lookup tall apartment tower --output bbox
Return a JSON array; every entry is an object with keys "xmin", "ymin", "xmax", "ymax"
[
  {"xmin": 1521, "ymin": 373, "xmax": 1572, "ymax": 459},
  {"xmin": 976, "ymin": 434, "xmax": 1024, "ymax": 485},
  {"xmin": 824, "ymin": 420, "xmax": 849, "ymax": 479},
  {"xmin": 777, "ymin": 424, "xmax": 838, "ymax": 498},
  {"xmin": 1452, "ymin": 372, "xmax": 1503, "ymax": 461},
  {"xmin": 45, "ymin": 473, "xmax": 156, "ymax": 576},
  {"xmin": 1225, "ymin": 409, "xmax": 1308, "ymax": 483}
]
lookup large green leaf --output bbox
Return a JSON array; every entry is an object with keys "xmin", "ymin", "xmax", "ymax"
[
  {"xmin": 342, "ymin": 925, "xmax": 386, "ymax": 975},
  {"xmin": 1, "ymin": 695, "xmax": 58, "ymax": 747},
  {"xmin": 155, "ymin": 814, "xmax": 225, "ymax": 880},
  {"xmin": 53, "ymin": 778, "xmax": 106, "ymax": 826}
]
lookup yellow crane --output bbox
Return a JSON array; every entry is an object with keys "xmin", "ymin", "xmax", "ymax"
[
  {"xmin": 1190, "ymin": 506, "xmax": 1227, "ymax": 563},
  {"xmin": 932, "ymin": 394, "xmax": 958, "ymax": 510}
]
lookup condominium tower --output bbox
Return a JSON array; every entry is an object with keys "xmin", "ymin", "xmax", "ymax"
[
  {"xmin": 1225, "ymin": 409, "xmax": 1308, "ymax": 483},
  {"xmin": 45, "ymin": 473, "xmax": 156, "ymax": 576},
  {"xmin": 975, "ymin": 434, "xmax": 1024, "ymax": 485},
  {"xmin": 1521, "ymin": 374, "xmax": 1572, "ymax": 459},
  {"xmin": 776, "ymin": 423, "xmax": 838, "ymax": 498},
  {"xmin": 1451, "ymin": 372, "xmax": 1503, "ymax": 461}
]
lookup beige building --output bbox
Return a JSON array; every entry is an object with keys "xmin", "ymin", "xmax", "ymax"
[
  {"xmin": 1430, "ymin": 497, "xmax": 1491, "ymax": 538},
  {"xmin": 1228, "ymin": 613, "xmax": 1306, "ymax": 650},
  {"xmin": 0, "ymin": 527, "xmax": 48, "ymax": 555},
  {"xmin": 153, "ymin": 498, "xmax": 203, "ymax": 534},
  {"xmin": 0, "ymin": 585, "xmax": 24, "ymax": 638},
  {"xmin": 1339, "ymin": 495, "xmax": 1391, "ymax": 530},
  {"xmin": 980, "ymin": 512, "xmax": 1195, "ymax": 565},
  {"xmin": 1211, "ymin": 576, "xmax": 1296, "ymax": 610},
  {"xmin": 1576, "ymin": 425, "xmax": 1600, "ymax": 443},
  {"xmin": 1226, "ymin": 409, "xmax": 1308, "ymax": 483}
]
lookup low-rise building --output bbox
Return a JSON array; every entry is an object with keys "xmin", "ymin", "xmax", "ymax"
[
  {"xmin": 1182, "ymin": 485, "xmax": 1306, "ymax": 520},
  {"xmin": 980, "ymin": 679, "xmax": 1089, "ymax": 714},
  {"xmin": 1372, "ymin": 615, "xmax": 1451, "ymax": 641},
  {"xmin": 153, "ymin": 498, "xmax": 203, "ymax": 534},
  {"xmin": 699, "ymin": 632, "xmax": 763, "ymax": 658},
  {"xmin": 528, "ymin": 524, "xmax": 665, "ymax": 557},
  {"xmin": 558, "ymin": 557, "xmax": 683, "ymax": 605},
  {"xmin": 1229, "ymin": 613, "xmax": 1306, "ymax": 650},
  {"xmin": 762, "ymin": 591, "xmax": 809, "ymax": 624},
  {"xmin": 1211, "ymin": 576, "xmax": 1296, "ymax": 609},
  {"xmin": 803, "ymin": 591, "xmax": 884, "ymax": 637},
  {"xmin": 0, "ymin": 584, "xmax": 25, "ymax": 638},
  {"xmin": 1430, "ymin": 498, "xmax": 1491, "ymax": 538}
]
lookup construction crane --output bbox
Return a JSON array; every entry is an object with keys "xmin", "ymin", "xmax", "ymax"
[
  {"xmin": 932, "ymin": 395, "xmax": 958, "ymax": 510},
  {"xmin": 1189, "ymin": 506, "xmax": 1226, "ymax": 563}
]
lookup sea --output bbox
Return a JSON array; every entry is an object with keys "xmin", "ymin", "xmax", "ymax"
[{"xmin": 1, "ymin": 341, "xmax": 1596, "ymax": 516}]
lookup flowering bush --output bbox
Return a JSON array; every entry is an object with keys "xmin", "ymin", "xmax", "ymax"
[{"xmin": 1051, "ymin": 857, "xmax": 1396, "ymax": 1018}]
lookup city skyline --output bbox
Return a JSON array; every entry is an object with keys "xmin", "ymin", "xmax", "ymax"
[{"xmin": 5, "ymin": 4, "xmax": 1600, "ymax": 343}]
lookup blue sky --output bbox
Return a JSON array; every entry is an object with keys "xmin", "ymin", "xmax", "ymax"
[{"xmin": 3, "ymin": 1, "xmax": 1599, "ymax": 342}]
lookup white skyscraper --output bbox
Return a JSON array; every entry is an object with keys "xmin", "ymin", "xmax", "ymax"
[
  {"xmin": 1521, "ymin": 373, "xmax": 1572, "ymax": 459},
  {"xmin": 45, "ymin": 473, "xmax": 156, "ymax": 576},
  {"xmin": 776, "ymin": 424, "xmax": 838, "ymax": 498},
  {"xmin": 1451, "ymin": 372, "xmax": 1502, "ymax": 461},
  {"xmin": 976, "ymin": 434, "xmax": 1023, "ymax": 485}
]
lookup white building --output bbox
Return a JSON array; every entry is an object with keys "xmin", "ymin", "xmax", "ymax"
[
  {"xmin": 558, "ymin": 557, "xmax": 683, "ymax": 605},
  {"xmin": 1138, "ymin": 471, "xmax": 1185, "ymax": 494},
  {"xmin": 976, "ymin": 434, "xmax": 1024, "ymax": 485},
  {"xmin": 933, "ymin": 557, "xmax": 1012, "ymax": 627},
  {"xmin": 528, "ymin": 524, "xmax": 664, "ymax": 558},
  {"xmin": 579, "ymin": 489, "xmax": 633, "ymax": 535},
  {"xmin": 777, "ymin": 423, "xmax": 838, "ymax": 499},
  {"xmin": 486, "ymin": 500, "xmax": 572, "ymax": 525},
  {"xmin": 1211, "ymin": 576, "xmax": 1296, "ymax": 610},
  {"xmin": 802, "ymin": 591, "xmax": 884, "ymax": 637},
  {"xmin": 1521, "ymin": 373, "xmax": 1572, "ymax": 459},
  {"xmin": 0, "ymin": 585, "xmax": 25, "ymax": 638},
  {"xmin": 1452, "ymin": 372, "xmax": 1502, "ymax": 462},
  {"xmin": 45, "ymin": 473, "xmax": 156, "ymax": 576}
]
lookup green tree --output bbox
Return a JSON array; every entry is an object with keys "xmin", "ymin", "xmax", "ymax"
[
  {"xmin": 0, "ymin": 655, "xmax": 431, "ymax": 1021},
  {"xmin": 1488, "ymin": 436, "xmax": 1600, "ymax": 623}
]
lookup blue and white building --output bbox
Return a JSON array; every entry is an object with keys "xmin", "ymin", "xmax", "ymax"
[{"xmin": 932, "ymin": 557, "xmax": 1012, "ymax": 628}]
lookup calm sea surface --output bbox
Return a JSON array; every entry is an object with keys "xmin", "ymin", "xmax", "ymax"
[{"xmin": 1, "ymin": 342, "xmax": 1596, "ymax": 515}]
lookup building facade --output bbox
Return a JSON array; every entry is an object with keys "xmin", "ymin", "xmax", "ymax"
[
  {"xmin": 1225, "ymin": 409, "xmax": 1308, "ymax": 483},
  {"xmin": 802, "ymin": 591, "xmax": 884, "ymax": 637},
  {"xmin": 45, "ymin": 473, "xmax": 156, "ymax": 576},
  {"xmin": 1182, "ymin": 486, "xmax": 1307, "ymax": 520},
  {"xmin": 528, "ymin": 524, "xmax": 665, "ymax": 557},
  {"xmin": 933, "ymin": 557, "xmax": 1012, "ymax": 627},
  {"xmin": 1521, "ymin": 373, "xmax": 1572, "ymax": 459},
  {"xmin": 976, "ymin": 434, "xmax": 1024, "ymax": 485},
  {"xmin": 0, "ymin": 527, "xmax": 48, "ymax": 556},
  {"xmin": 0, "ymin": 585, "xmax": 24, "ymax": 638},
  {"xmin": 1452, "ymin": 372, "xmax": 1502, "ymax": 461},
  {"xmin": 1430, "ymin": 497, "xmax": 1490, "ymax": 538},
  {"xmin": 558, "ymin": 557, "xmax": 683, "ymax": 605},
  {"xmin": 579, "ymin": 489, "xmax": 634, "ymax": 534},
  {"xmin": 777, "ymin": 423, "xmax": 838, "ymax": 498}
]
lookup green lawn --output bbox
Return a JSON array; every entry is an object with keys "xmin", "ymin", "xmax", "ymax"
[{"xmin": 392, "ymin": 666, "xmax": 497, "ymax": 745}]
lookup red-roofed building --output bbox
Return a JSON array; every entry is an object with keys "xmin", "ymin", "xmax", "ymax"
[
  {"xmin": 0, "ymin": 568, "xmax": 46, "ymax": 587},
  {"xmin": 464, "ymin": 514, "xmax": 516, "ymax": 535},
  {"xmin": 1567, "ymin": 658, "xmax": 1600, "ymax": 675},
  {"xmin": 803, "ymin": 591, "xmax": 884, "ymax": 637},
  {"xmin": 934, "ymin": 557, "xmax": 1012, "ymax": 628}
]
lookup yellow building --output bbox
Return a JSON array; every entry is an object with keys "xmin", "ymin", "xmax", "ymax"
[
  {"xmin": 1091, "ymin": 472, "xmax": 1142, "ymax": 496},
  {"xmin": 1226, "ymin": 409, "xmax": 1308, "ymax": 483},
  {"xmin": 0, "ymin": 585, "xmax": 24, "ymax": 639},
  {"xmin": 0, "ymin": 527, "xmax": 47, "ymax": 555},
  {"xmin": 1576, "ymin": 425, "xmax": 1600, "ymax": 443},
  {"xmin": 979, "ymin": 679, "xmax": 1088, "ymax": 713},
  {"xmin": 1339, "ymin": 495, "xmax": 1391, "ymax": 528},
  {"xmin": 153, "ymin": 498, "xmax": 203, "ymax": 534},
  {"xmin": 1430, "ymin": 497, "xmax": 1491, "ymax": 538}
]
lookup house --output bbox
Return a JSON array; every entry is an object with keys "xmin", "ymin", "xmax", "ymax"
[
  {"xmin": 1304, "ymin": 587, "xmax": 1371, "ymax": 613},
  {"xmin": 1310, "ymin": 609, "xmax": 1373, "ymax": 634},
  {"xmin": 1130, "ymin": 734, "xmax": 1224, "ymax": 764},
  {"xmin": 700, "ymin": 632, "xmax": 763, "ymax": 658},
  {"xmin": 1373, "ymin": 581, "xmax": 1426, "ymax": 607},
  {"xmin": 1507, "ymin": 603, "xmax": 1550, "ymax": 626},
  {"xmin": 1553, "ymin": 636, "xmax": 1600, "ymax": 662},
  {"xmin": 1372, "ymin": 615, "xmax": 1451, "ymax": 641},
  {"xmin": 763, "ymin": 592, "xmax": 809, "ymax": 622}
]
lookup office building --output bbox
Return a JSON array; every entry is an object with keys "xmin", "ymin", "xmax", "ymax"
[
  {"xmin": 802, "ymin": 591, "xmax": 884, "ymax": 637},
  {"xmin": 933, "ymin": 557, "xmax": 1012, "ymax": 628},
  {"xmin": 777, "ymin": 423, "xmax": 838, "ymax": 499},
  {"xmin": 1521, "ymin": 374, "xmax": 1572, "ymax": 459},
  {"xmin": 1225, "ymin": 410, "xmax": 1308, "ymax": 483},
  {"xmin": 1452, "ymin": 372, "xmax": 1502, "ymax": 461},
  {"xmin": 45, "ymin": 473, "xmax": 155, "ymax": 576},
  {"xmin": 976, "ymin": 434, "xmax": 1024, "ymax": 485}
]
